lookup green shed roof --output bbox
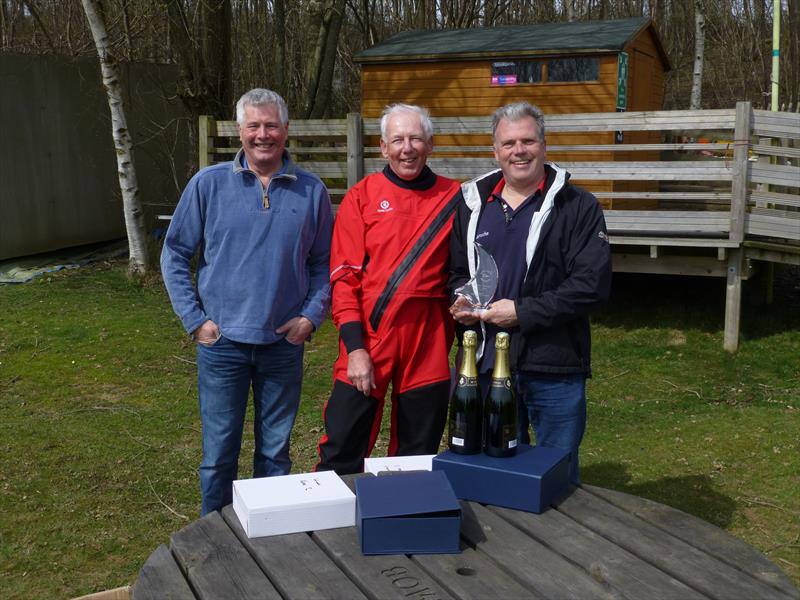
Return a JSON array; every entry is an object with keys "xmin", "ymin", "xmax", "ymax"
[{"xmin": 354, "ymin": 17, "xmax": 669, "ymax": 68}]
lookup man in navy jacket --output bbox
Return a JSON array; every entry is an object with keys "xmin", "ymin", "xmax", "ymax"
[
  {"xmin": 449, "ymin": 101, "xmax": 611, "ymax": 484},
  {"xmin": 161, "ymin": 89, "xmax": 333, "ymax": 514}
]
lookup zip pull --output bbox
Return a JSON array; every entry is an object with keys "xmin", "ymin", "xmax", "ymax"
[{"xmin": 263, "ymin": 190, "xmax": 270, "ymax": 209}]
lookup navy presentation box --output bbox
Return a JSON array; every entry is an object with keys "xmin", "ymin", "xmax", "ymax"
[
  {"xmin": 355, "ymin": 470, "xmax": 461, "ymax": 555},
  {"xmin": 432, "ymin": 444, "xmax": 570, "ymax": 513}
]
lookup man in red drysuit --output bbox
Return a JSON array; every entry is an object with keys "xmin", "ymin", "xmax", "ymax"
[{"xmin": 315, "ymin": 103, "xmax": 461, "ymax": 474}]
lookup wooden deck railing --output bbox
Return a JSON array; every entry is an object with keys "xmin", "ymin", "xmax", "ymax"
[{"xmin": 196, "ymin": 103, "xmax": 799, "ymax": 351}]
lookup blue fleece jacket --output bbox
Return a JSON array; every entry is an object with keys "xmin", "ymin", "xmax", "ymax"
[{"xmin": 161, "ymin": 150, "xmax": 333, "ymax": 345}]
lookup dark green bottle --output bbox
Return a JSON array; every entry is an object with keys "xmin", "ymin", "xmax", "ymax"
[
  {"xmin": 484, "ymin": 332, "xmax": 518, "ymax": 457},
  {"xmin": 448, "ymin": 330, "xmax": 483, "ymax": 454}
]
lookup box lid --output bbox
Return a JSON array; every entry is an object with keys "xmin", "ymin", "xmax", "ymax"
[
  {"xmin": 234, "ymin": 470, "xmax": 354, "ymax": 513},
  {"xmin": 434, "ymin": 444, "xmax": 569, "ymax": 473},
  {"xmin": 356, "ymin": 471, "xmax": 460, "ymax": 519},
  {"xmin": 364, "ymin": 454, "xmax": 434, "ymax": 475}
]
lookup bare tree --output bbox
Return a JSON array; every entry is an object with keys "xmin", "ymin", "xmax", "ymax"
[
  {"xmin": 81, "ymin": 0, "xmax": 149, "ymax": 276},
  {"xmin": 303, "ymin": 0, "xmax": 346, "ymax": 118},
  {"xmin": 690, "ymin": 0, "xmax": 705, "ymax": 109}
]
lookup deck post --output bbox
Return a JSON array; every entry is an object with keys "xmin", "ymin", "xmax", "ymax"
[
  {"xmin": 723, "ymin": 102, "xmax": 752, "ymax": 352},
  {"xmin": 198, "ymin": 115, "xmax": 216, "ymax": 170},
  {"xmin": 724, "ymin": 249, "xmax": 744, "ymax": 352},
  {"xmin": 347, "ymin": 112, "xmax": 364, "ymax": 188}
]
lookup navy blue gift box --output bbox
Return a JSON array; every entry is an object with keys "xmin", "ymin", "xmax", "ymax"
[
  {"xmin": 355, "ymin": 470, "xmax": 461, "ymax": 555},
  {"xmin": 432, "ymin": 444, "xmax": 570, "ymax": 513}
]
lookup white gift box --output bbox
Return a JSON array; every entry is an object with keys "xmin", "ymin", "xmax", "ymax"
[
  {"xmin": 363, "ymin": 454, "xmax": 435, "ymax": 475},
  {"xmin": 232, "ymin": 471, "xmax": 355, "ymax": 538}
]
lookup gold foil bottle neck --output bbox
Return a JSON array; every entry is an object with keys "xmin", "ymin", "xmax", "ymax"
[
  {"xmin": 492, "ymin": 332, "xmax": 511, "ymax": 379},
  {"xmin": 495, "ymin": 332, "xmax": 510, "ymax": 350},
  {"xmin": 463, "ymin": 330, "xmax": 477, "ymax": 348}
]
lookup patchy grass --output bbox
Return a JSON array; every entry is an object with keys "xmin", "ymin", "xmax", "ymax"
[{"xmin": 0, "ymin": 262, "xmax": 797, "ymax": 598}]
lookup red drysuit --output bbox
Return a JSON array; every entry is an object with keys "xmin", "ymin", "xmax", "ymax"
[{"xmin": 316, "ymin": 166, "xmax": 461, "ymax": 474}]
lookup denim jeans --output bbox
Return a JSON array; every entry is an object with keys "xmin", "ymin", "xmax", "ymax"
[
  {"xmin": 516, "ymin": 372, "xmax": 587, "ymax": 485},
  {"xmin": 196, "ymin": 335, "xmax": 304, "ymax": 515}
]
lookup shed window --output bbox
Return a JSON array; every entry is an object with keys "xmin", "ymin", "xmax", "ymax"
[
  {"xmin": 547, "ymin": 57, "xmax": 599, "ymax": 82},
  {"xmin": 491, "ymin": 61, "xmax": 541, "ymax": 85}
]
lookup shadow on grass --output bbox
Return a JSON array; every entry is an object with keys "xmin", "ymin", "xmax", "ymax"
[
  {"xmin": 595, "ymin": 264, "xmax": 800, "ymax": 340},
  {"xmin": 582, "ymin": 461, "xmax": 737, "ymax": 529}
]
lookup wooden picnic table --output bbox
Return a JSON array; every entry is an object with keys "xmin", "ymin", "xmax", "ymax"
[{"xmin": 133, "ymin": 475, "xmax": 798, "ymax": 600}]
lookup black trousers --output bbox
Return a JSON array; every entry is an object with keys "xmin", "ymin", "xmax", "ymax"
[{"xmin": 315, "ymin": 379, "xmax": 450, "ymax": 475}]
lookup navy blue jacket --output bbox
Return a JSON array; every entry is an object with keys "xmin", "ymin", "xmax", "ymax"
[{"xmin": 448, "ymin": 164, "xmax": 612, "ymax": 375}]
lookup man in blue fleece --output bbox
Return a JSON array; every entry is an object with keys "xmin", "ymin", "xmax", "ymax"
[{"xmin": 161, "ymin": 88, "xmax": 333, "ymax": 515}]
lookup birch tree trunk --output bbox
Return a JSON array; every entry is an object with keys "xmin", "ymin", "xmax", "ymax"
[
  {"xmin": 81, "ymin": 0, "xmax": 149, "ymax": 276},
  {"xmin": 690, "ymin": 0, "xmax": 705, "ymax": 110}
]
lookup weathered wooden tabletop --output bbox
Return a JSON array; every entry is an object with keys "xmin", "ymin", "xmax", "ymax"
[{"xmin": 133, "ymin": 476, "xmax": 798, "ymax": 600}]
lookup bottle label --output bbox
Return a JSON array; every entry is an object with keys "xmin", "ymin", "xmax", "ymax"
[
  {"xmin": 458, "ymin": 375, "xmax": 478, "ymax": 387},
  {"xmin": 503, "ymin": 424, "xmax": 517, "ymax": 448},
  {"xmin": 451, "ymin": 436, "xmax": 465, "ymax": 446}
]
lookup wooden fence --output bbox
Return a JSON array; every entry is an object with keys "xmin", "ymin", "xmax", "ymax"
[{"xmin": 197, "ymin": 102, "xmax": 799, "ymax": 352}]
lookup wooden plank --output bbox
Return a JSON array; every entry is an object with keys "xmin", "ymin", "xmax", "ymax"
[
  {"xmin": 544, "ymin": 110, "xmax": 737, "ymax": 132},
  {"xmin": 220, "ymin": 505, "xmax": 366, "ymax": 600},
  {"xmin": 556, "ymin": 487, "xmax": 794, "ymax": 599},
  {"xmin": 425, "ymin": 110, "xmax": 737, "ymax": 133},
  {"xmin": 410, "ymin": 546, "xmax": 541, "ymax": 600},
  {"xmin": 560, "ymin": 162, "xmax": 732, "ymax": 180},
  {"xmin": 598, "ymin": 192, "xmax": 731, "ymax": 200},
  {"xmin": 311, "ymin": 518, "xmax": 457, "ymax": 600},
  {"xmin": 170, "ymin": 511, "xmax": 281, "ymax": 600},
  {"xmin": 604, "ymin": 211, "xmax": 730, "ymax": 235},
  {"xmin": 132, "ymin": 544, "xmax": 196, "ymax": 600},
  {"xmin": 491, "ymin": 502, "xmax": 707, "ymax": 600},
  {"xmin": 295, "ymin": 161, "xmax": 348, "ymax": 178},
  {"xmin": 611, "ymin": 254, "xmax": 729, "ymax": 277},
  {"xmin": 752, "ymin": 143, "xmax": 800, "ymax": 159},
  {"xmin": 749, "ymin": 162, "xmax": 800, "ymax": 188},
  {"xmin": 609, "ymin": 236, "xmax": 738, "ymax": 248},
  {"xmin": 76, "ymin": 586, "xmax": 131, "ymax": 600},
  {"xmin": 413, "ymin": 159, "xmax": 733, "ymax": 182},
  {"xmin": 752, "ymin": 110, "xmax": 800, "ymax": 139},
  {"xmin": 310, "ymin": 474, "xmax": 457, "ymax": 600},
  {"xmin": 746, "ymin": 214, "xmax": 800, "ymax": 240},
  {"xmin": 428, "ymin": 143, "xmax": 733, "ymax": 154},
  {"xmin": 213, "ymin": 120, "xmax": 348, "ymax": 137},
  {"xmin": 458, "ymin": 501, "xmax": 624, "ymax": 599},
  {"xmin": 751, "ymin": 190, "xmax": 800, "ymax": 208},
  {"xmin": 582, "ymin": 485, "xmax": 800, "ymax": 599},
  {"xmin": 744, "ymin": 245, "xmax": 800, "ymax": 266}
]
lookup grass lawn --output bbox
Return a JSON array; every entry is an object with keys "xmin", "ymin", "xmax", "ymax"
[{"xmin": 0, "ymin": 260, "xmax": 797, "ymax": 598}]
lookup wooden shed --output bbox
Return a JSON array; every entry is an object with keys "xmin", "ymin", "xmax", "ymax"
[{"xmin": 354, "ymin": 17, "xmax": 671, "ymax": 207}]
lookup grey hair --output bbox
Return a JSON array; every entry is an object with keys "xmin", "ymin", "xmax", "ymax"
[
  {"xmin": 492, "ymin": 102, "xmax": 546, "ymax": 143},
  {"xmin": 236, "ymin": 88, "xmax": 289, "ymax": 125},
  {"xmin": 380, "ymin": 103, "xmax": 434, "ymax": 142}
]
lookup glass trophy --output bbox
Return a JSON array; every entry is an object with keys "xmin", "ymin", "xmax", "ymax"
[{"xmin": 454, "ymin": 243, "xmax": 498, "ymax": 313}]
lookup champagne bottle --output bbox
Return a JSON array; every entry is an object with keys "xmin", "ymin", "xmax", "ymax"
[
  {"xmin": 448, "ymin": 330, "xmax": 483, "ymax": 454},
  {"xmin": 484, "ymin": 331, "xmax": 518, "ymax": 457}
]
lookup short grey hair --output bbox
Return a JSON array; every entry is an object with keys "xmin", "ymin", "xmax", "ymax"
[
  {"xmin": 380, "ymin": 103, "xmax": 434, "ymax": 142},
  {"xmin": 236, "ymin": 88, "xmax": 289, "ymax": 126},
  {"xmin": 492, "ymin": 102, "xmax": 546, "ymax": 143}
]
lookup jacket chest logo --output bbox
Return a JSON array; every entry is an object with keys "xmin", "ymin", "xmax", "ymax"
[{"xmin": 377, "ymin": 199, "xmax": 393, "ymax": 213}]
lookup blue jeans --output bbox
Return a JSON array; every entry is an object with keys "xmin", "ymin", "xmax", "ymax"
[
  {"xmin": 196, "ymin": 335, "xmax": 304, "ymax": 515},
  {"xmin": 516, "ymin": 372, "xmax": 586, "ymax": 485}
]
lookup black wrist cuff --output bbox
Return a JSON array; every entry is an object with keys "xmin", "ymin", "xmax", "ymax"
[{"xmin": 340, "ymin": 321, "xmax": 365, "ymax": 353}]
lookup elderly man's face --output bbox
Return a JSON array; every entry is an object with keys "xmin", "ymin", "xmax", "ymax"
[
  {"xmin": 239, "ymin": 103, "xmax": 288, "ymax": 175},
  {"xmin": 493, "ymin": 116, "xmax": 547, "ymax": 190},
  {"xmin": 380, "ymin": 111, "xmax": 433, "ymax": 181}
]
